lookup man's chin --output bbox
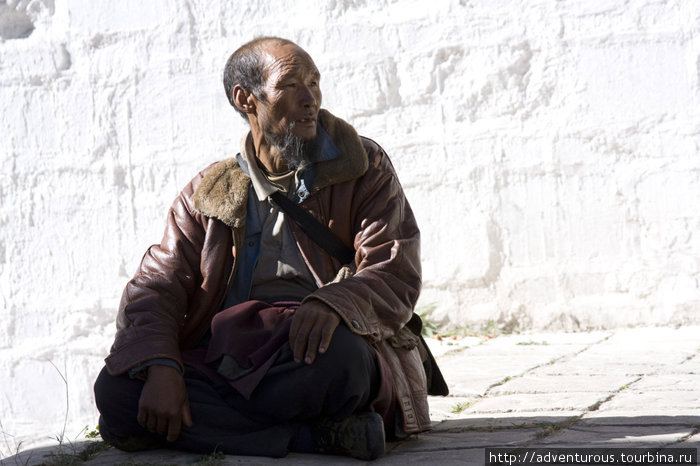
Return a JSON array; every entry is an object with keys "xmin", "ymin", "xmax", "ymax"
[
  {"xmin": 263, "ymin": 123, "xmax": 318, "ymax": 169},
  {"xmin": 295, "ymin": 127, "xmax": 317, "ymax": 141}
]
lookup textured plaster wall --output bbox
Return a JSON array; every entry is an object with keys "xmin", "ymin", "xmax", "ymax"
[{"xmin": 1, "ymin": 0, "xmax": 699, "ymax": 453}]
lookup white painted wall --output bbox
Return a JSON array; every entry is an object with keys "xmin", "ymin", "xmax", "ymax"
[{"xmin": 1, "ymin": 0, "xmax": 698, "ymax": 455}]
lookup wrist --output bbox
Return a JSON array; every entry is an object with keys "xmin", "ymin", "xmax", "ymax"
[{"xmin": 147, "ymin": 363, "xmax": 182, "ymax": 379}]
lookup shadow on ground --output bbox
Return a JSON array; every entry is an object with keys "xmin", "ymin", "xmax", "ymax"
[{"xmin": 3, "ymin": 415, "xmax": 698, "ymax": 465}]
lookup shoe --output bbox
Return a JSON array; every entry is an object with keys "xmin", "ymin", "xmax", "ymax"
[{"xmin": 310, "ymin": 412, "xmax": 386, "ymax": 460}]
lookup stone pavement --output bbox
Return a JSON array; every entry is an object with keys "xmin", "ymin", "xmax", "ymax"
[{"xmin": 3, "ymin": 326, "xmax": 698, "ymax": 465}]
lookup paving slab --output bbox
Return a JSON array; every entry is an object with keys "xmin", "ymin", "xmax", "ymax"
[
  {"xmin": 592, "ymin": 389, "xmax": 700, "ymax": 412},
  {"xmin": 681, "ymin": 432, "xmax": 700, "ymax": 448},
  {"xmin": 428, "ymin": 395, "xmax": 478, "ymax": 420},
  {"xmin": 557, "ymin": 328, "xmax": 698, "ymax": 366},
  {"xmin": 434, "ymin": 334, "xmax": 613, "ymax": 396},
  {"xmin": 486, "ymin": 331, "xmax": 613, "ymax": 347},
  {"xmin": 389, "ymin": 427, "xmax": 540, "ymax": 452},
  {"xmin": 599, "ymin": 327, "xmax": 700, "ymax": 348},
  {"xmin": 489, "ymin": 373, "xmax": 633, "ymax": 394},
  {"xmin": 532, "ymin": 360, "xmax": 653, "ymax": 377},
  {"xmin": 437, "ymin": 413, "xmax": 584, "ymax": 430},
  {"xmin": 423, "ymin": 336, "xmax": 483, "ymax": 358},
  {"xmin": 433, "ymin": 373, "xmax": 495, "ymax": 396},
  {"xmin": 530, "ymin": 424, "xmax": 696, "ymax": 448},
  {"xmin": 659, "ymin": 354, "xmax": 700, "ymax": 374},
  {"xmin": 581, "ymin": 412, "xmax": 700, "ymax": 425},
  {"xmin": 533, "ymin": 327, "xmax": 700, "ymax": 378},
  {"xmin": 632, "ymin": 373, "xmax": 699, "ymax": 391},
  {"xmin": 465, "ymin": 392, "xmax": 608, "ymax": 414}
]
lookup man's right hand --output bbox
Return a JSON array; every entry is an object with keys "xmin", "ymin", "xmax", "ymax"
[{"xmin": 137, "ymin": 364, "xmax": 193, "ymax": 443}]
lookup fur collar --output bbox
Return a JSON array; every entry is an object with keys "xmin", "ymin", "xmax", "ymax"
[{"xmin": 192, "ymin": 109, "xmax": 368, "ymax": 228}]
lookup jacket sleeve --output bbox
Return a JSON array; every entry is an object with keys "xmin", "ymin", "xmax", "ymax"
[
  {"xmin": 302, "ymin": 142, "xmax": 422, "ymax": 343},
  {"xmin": 104, "ymin": 173, "xmax": 207, "ymax": 375}
]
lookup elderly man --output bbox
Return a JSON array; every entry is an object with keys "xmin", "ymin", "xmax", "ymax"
[{"xmin": 93, "ymin": 36, "xmax": 445, "ymax": 460}]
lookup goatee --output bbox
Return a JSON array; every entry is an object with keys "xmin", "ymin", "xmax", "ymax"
[{"xmin": 264, "ymin": 121, "xmax": 317, "ymax": 170}]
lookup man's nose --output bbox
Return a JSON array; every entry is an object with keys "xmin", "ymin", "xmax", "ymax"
[{"xmin": 298, "ymin": 84, "xmax": 317, "ymax": 107}]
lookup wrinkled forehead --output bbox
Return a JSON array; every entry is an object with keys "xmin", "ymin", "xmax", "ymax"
[{"xmin": 261, "ymin": 42, "xmax": 320, "ymax": 82}]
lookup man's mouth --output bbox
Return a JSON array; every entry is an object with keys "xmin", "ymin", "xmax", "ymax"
[{"xmin": 297, "ymin": 116, "xmax": 316, "ymax": 126}]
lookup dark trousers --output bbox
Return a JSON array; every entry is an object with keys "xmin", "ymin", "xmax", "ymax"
[{"xmin": 94, "ymin": 325, "xmax": 380, "ymax": 457}]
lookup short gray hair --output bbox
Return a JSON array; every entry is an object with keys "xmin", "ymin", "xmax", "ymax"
[{"xmin": 222, "ymin": 36, "xmax": 296, "ymax": 120}]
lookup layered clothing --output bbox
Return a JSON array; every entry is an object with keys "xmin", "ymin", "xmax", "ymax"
[{"xmin": 105, "ymin": 109, "xmax": 431, "ymax": 433}]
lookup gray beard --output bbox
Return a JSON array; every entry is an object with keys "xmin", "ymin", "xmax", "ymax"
[{"xmin": 264, "ymin": 122, "xmax": 317, "ymax": 170}]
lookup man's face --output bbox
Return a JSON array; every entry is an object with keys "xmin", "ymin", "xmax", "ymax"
[{"xmin": 254, "ymin": 42, "xmax": 322, "ymax": 164}]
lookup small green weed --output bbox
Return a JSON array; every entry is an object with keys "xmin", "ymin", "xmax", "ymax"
[
  {"xmin": 416, "ymin": 304, "xmax": 439, "ymax": 337},
  {"xmin": 535, "ymin": 416, "xmax": 580, "ymax": 439},
  {"xmin": 84, "ymin": 425, "xmax": 100, "ymax": 439},
  {"xmin": 489, "ymin": 376, "xmax": 512, "ymax": 389},
  {"xmin": 42, "ymin": 441, "xmax": 110, "ymax": 465},
  {"xmin": 194, "ymin": 451, "xmax": 226, "ymax": 465},
  {"xmin": 479, "ymin": 320, "xmax": 500, "ymax": 337},
  {"xmin": 536, "ymin": 424, "xmax": 559, "ymax": 439},
  {"xmin": 450, "ymin": 401, "xmax": 471, "ymax": 414}
]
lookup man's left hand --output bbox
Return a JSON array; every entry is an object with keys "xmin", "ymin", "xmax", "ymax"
[{"xmin": 289, "ymin": 300, "xmax": 341, "ymax": 365}]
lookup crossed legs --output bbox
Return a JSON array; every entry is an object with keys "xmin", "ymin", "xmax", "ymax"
[{"xmin": 94, "ymin": 325, "xmax": 381, "ymax": 457}]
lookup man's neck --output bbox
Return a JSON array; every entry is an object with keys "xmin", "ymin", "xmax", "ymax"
[{"xmin": 249, "ymin": 130, "xmax": 290, "ymax": 175}]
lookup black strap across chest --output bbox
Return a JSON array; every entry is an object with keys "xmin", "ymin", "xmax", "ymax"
[{"xmin": 269, "ymin": 191, "xmax": 355, "ymax": 265}]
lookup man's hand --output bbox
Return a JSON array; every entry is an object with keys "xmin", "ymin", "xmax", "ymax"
[
  {"xmin": 137, "ymin": 364, "xmax": 193, "ymax": 443},
  {"xmin": 289, "ymin": 300, "xmax": 341, "ymax": 365}
]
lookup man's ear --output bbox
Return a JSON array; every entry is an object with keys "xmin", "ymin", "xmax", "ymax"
[{"xmin": 232, "ymin": 85, "xmax": 256, "ymax": 114}]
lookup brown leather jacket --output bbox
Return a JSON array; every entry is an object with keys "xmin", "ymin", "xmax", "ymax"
[{"xmin": 105, "ymin": 110, "xmax": 430, "ymax": 433}]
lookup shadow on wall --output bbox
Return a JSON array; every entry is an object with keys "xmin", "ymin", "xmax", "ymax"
[
  {"xmin": 0, "ymin": 0, "xmax": 55, "ymax": 40},
  {"xmin": 0, "ymin": 4, "xmax": 33, "ymax": 40}
]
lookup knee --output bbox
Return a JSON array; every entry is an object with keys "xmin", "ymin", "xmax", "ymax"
[
  {"xmin": 93, "ymin": 366, "xmax": 141, "ymax": 415},
  {"xmin": 94, "ymin": 366, "xmax": 121, "ymax": 399},
  {"xmin": 320, "ymin": 325, "xmax": 378, "ymax": 380},
  {"xmin": 93, "ymin": 366, "xmax": 112, "ymax": 405}
]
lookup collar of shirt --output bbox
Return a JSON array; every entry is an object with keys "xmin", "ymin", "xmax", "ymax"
[{"xmin": 236, "ymin": 124, "xmax": 340, "ymax": 203}]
